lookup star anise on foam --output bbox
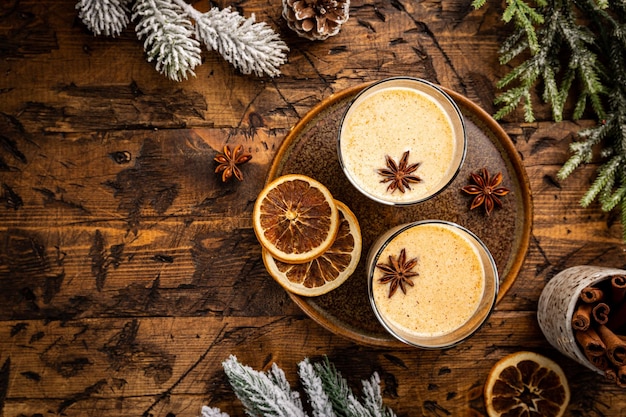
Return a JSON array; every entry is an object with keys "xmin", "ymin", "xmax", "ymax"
[
  {"xmin": 377, "ymin": 151, "xmax": 421, "ymax": 193},
  {"xmin": 214, "ymin": 145, "xmax": 252, "ymax": 182},
  {"xmin": 376, "ymin": 248, "xmax": 419, "ymax": 298},
  {"xmin": 461, "ymin": 167, "xmax": 510, "ymax": 215}
]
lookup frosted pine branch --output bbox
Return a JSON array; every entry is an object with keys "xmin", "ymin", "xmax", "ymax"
[
  {"xmin": 313, "ymin": 355, "xmax": 354, "ymax": 414},
  {"xmin": 298, "ymin": 358, "xmax": 336, "ymax": 417},
  {"xmin": 270, "ymin": 362, "xmax": 304, "ymax": 407},
  {"xmin": 76, "ymin": 0, "xmax": 131, "ymax": 36},
  {"xmin": 359, "ymin": 373, "xmax": 396, "ymax": 417},
  {"xmin": 222, "ymin": 355, "xmax": 307, "ymax": 417},
  {"xmin": 76, "ymin": 0, "xmax": 288, "ymax": 79},
  {"xmin": 132, "ymin": 0, "xmax": 202, "ymax": 81},
  {"xmin": 199, "ymin": 406, "xmax": 230, "ymax": 417},
  {"xmin": 202, "ymin": 356, "xmax": 397, "ymax": 417},
  {"xmin": 176, "ymin": 3, "xmax": 289, "ymax": 77}
]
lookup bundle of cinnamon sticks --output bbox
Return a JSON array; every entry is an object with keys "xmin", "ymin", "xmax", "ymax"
[{"xmin": 572, "ymin": 274, "xmax": 626, "ymax": 387}]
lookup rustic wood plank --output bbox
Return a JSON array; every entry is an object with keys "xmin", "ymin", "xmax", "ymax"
[
  {"xmin": 0, "ymin": 313, "xmax": 620, "ymax": 416},
  {"xmin": 2, "ymin": 0, "xmax": 626, "ymax": 415}
]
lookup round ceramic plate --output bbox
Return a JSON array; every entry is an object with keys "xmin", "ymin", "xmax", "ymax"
[{"xmin": 267, "ymin": 83, "xmax": 533, "ymax": 348}]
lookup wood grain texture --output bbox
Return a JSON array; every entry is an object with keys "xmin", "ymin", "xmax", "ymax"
[{"xmin": 1, "ymin": 0, "xmax": 625, "ymax": 416}]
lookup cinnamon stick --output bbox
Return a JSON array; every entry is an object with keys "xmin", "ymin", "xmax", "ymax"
[
  {"xmin": 597, "ymin": 324, "xmax": 626, "ymax": 366},
  {"xmin": 592, "ymin": 302, "xmax": 610, "ymax": 325},
  {"xmin": 572, "ymin": 303, "xmax": 593, "ymax": 331},
  {"xmin": 611, "ymin": 275, "xmax": 626, "ymax": 304},
  {"xmin": 575, "ymin": 327, "xmax": 607, "ymax": 357},
  {"xmin": 580, "ymin": 286, "xmax": 605, "ymax": 303},
  {"xmin": 588, "ymin": 353, "xmax": 610, "ymax": 372},
  {"xmin": 604, "ymin": 275, "xmax": 626, "ymax": 331},
  {"xmin": 607, "ymin": 300, "xmax": 626, "ymax": 331}
]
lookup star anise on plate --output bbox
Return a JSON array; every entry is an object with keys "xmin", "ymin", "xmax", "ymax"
[
  {"xmin": 461, "ymin": 167, "xmax": 510, "ymax": 215},
  {"xmin": 214, "ymin": 144, "xmax": 252, "ymax": 182},
  {"xmin": 376, "ymin": 248, "xmax": 419, "ymax": 298},
  {"xmin": 377, "ymin": 150, "xmax": 421, "ymax": 193}
]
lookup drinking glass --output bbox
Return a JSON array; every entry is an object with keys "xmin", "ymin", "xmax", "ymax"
[
  {"xmin": 337, "ymin": 77, "xmax": 466, "ymax": 206},
  {"xmin": 367, "ymin": 220, "xmax": 498, "ymax": 348}
]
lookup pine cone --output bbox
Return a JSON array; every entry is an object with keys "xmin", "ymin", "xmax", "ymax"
[{"xmin": 282, "ymin": 0, "xmax": 350, "ymax": 41}]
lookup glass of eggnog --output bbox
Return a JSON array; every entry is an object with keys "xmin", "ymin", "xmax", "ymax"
[
  {"xmin": 367, "ymin": 220, "xmax": 498, "ymax": 348},
  {"xmin": 338, "ymin": 77, "xmax": 466, "ymax": 205}
]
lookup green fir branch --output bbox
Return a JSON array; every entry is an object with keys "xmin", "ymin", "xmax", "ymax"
[
  {"xmin": 602, "ymin": 183, "xmax": 626, "ymax": 211},
  {"xmin": 502, "ymin": 0, "xmax": 545, "ymax": 53},
  {"xmin": 580, "ymin": 154, "xmax": 622, "ymax": 206},
  {"xmin": 556, "ymin": 121, "xmax": 609, "ymax": 180},
  {"xmin": 493, "ymin": 85, "xmax": 535, "ymax": 121},
  {"xmin": 498, "ymin": 29, "xmax": 529, "ymax": 63},
  {"xmin": 312, "ymin": 356, "xmax": 354, "ymax": 417},
  {"xmin": 475, "ymin": 0, "xmax": 626, "ymax": 238},
  {"xmin": 312, "ymin": 358, "xmax": 396, "ymax": 417},
  {"xmin": 471, "ymin": 0, "xmax": 488, "ymax": 9}
]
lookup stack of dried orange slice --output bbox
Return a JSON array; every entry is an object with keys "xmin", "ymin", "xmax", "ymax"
[{"xmin": 253, "ymin": 174, "xmax": 362, "ymax": 296}]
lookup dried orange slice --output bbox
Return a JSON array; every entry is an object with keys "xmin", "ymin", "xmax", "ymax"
[
  {"xmin": 253, "ymin": 174, "xmax": 339, "ymax": 264},
  {"xmin": 484, "ymin": 351, "xmax": 570, "ymax": 417},
  {"xmin": 262, "ymin": 200, "xmax": 361, "ymax": 296}
]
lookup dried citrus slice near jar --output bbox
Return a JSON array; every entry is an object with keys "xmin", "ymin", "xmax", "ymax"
[
  {"xmin": 262, "ymin": 200, "xmax": 361, "ymax": 296},
  {"xmin": 253, "ymin": 174, "xmax": 339, "ymax": 264},
  {"xmin": 484, "ymin": 351, "xmax": 570, "ymax": 417}
]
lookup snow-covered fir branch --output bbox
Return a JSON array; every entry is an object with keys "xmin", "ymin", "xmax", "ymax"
[
  {"xmin": 76, "ymin": 0, "xmax": 131, "ymax": 36},
  {"xmin": 76, "ymin": 0, "xmax": 288, "ymax": 80},
  {"xmin": 298, "ymin": 358, "xmax": 336, "ymax": 417},
  {"xmin": 222, "ymin": 355, "xmax": 307, "ymax": 417},
  {"xmin": 201, "ymin": 356, "xmax": 397, "ymax": 417},
  {"xmin": 357, "ymin": 373, "xmax": 397, "ymax": 417},
  {"xmin": 132, "ymin": 0, "xmax": 201, "ymax": 81},
  {"xmin": 312, "ymin": 354, "xmax": 354, "ymax": 413},
  {"xmin": 200, "ymin": 407, "xmax": 230, "ymax": 417},
  {"xmin": 174, "ymin": 1, "xmax": 289, "ymax": 78}
]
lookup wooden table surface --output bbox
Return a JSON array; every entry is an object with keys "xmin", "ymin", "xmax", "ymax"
[{"xmin": 1, "ymin": 1, "xmax": 625, "ymax": 416}]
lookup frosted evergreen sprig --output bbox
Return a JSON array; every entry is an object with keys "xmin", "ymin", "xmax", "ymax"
[
  {"xmin": 200, "ymin": 355, "xmax": 397, "ymax": 417},
  {"xmin": 176, "ymin": 2, "xmax": 289, "ymax": 78},
  {"xmin": 310, "ymin": 356, "xmax": 353, "ymax": 415},
  {"xmin": 76, "ymin": 0, "xmax": 131, "ymax": 36},
  {"xmin": 222, "ymin": 355, "xmax": 306, "ymax": 417},
  {"xmin": 357, "ymin": 373, "xmax": 394, "ymax": 417},
  {"xmin": 201, "ymin": 407, "xmax": 230, "ymax": 417},
  {"xmin": 132, "ymin": 0, "xmax": 201, "ymax": 81},
  {"xmin": 298, "ymin": 358, "xmax": 336, "ymax": 417},
  {"xmin": 76, "ymin": 0, "xmax": 288, "ymax": 80}
]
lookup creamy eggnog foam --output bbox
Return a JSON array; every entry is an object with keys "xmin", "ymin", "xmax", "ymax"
[
  {"xmin": 368, "ymin": 221, "xmax": 498, "ymax": 348},
  {"xmin": 338, "ymin": 78, "xmax": 466, "ymax": 205}
]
